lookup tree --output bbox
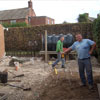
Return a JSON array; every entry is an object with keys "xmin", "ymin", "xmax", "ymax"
[
  {"xmin": 62, "ymin": 21, "xmax": 68, "ymax": 24},
  {"xmin": 77, "ymin": 13, "xmax": 89, "ymax": 23}
]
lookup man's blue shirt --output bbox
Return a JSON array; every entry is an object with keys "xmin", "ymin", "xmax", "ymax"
[{"xmin": 70, "ymin": 39, "xmax": 95, "ymax": 59}]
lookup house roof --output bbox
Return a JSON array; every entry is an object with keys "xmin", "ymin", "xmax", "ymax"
[
  {"xmin": 32, "ymin": 16, "xmax": 54, "ymax": 20},
  {"xmin": 88, "ymin": 17, "xmax": 95, "ymax": 22},
  {"xmin": 0, "ymin": 7, "xmax": 30, "ymax": 21}
]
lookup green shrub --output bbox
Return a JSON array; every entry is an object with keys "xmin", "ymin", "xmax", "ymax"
[
  {"xmin": 77, "ymin": 13, "xmax": 89, "ymax": 23},
  {"xmin": 93, "ymin": 16, "xmax": 100, "ymax": 62},
  {"xmin": 2, "ymin": 22, "xmax": 29, "ymax": 28},
  {"xmin": 4, "ymin": 23, "xmax": 93, "ymax": 55}
]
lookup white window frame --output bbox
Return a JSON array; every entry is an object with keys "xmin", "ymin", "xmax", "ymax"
[
  {"xmin": 0, "ymin": 21, "xmax": 2, "ymax": 24},
  {"xmin": 52, "ymin": 21, "xmax": 54, "ymax": 24},
  {"xmin": 48, "ymin": 19, "xmax": 49, "ymax": 24},
  {"xmin": 28, "ymin": 17, "xmax": 31, "ymax": 24},
  {"xmin": 10, "ymin": 20, "xmax": 16, "ymax": 24}
]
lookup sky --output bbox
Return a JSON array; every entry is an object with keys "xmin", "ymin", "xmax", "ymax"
[{"xmin": 0, "ymin": 0, "xmax": 100, "ymax": 24}]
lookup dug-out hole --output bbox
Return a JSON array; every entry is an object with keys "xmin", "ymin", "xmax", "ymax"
[{"xmin": 36, "ymin": 72, "xmax": 100, "ymax": 100}]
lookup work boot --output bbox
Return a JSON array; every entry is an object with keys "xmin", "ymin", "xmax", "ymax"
[
  {"xmin": 79, "ymin": 83, "xmax": 86, "ymax": 87},
  {"xmin": 52, "ymin": 65, "xmax": 55, "ymax": 69},
  {"xmin": 88, "ymin": 85, "xmax": 94, "ymax": 90},
  {"xmin": 61, "ymin": 65, "xmax": 65, "ymax": 68}
]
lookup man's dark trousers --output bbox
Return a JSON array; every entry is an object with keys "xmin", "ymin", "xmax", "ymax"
[{"xmin": 78, "ymin": 58, "xmax": 93, "ymax": 85}]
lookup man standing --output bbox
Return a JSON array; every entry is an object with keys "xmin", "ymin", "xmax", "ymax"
[
  {"xmin": 64, "ymin": 34, "xmax": 96, "ymax": 89},
  {"xmin": 52, "ymin": 36, "xmax": 65, "ymax": 68}
]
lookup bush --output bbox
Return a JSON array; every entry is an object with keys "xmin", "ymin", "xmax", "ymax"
[
  {"xmin": 4, "ymin": 23, "xmax": 93, "ymax": 54},
  {"xmin": 77, "ymin": 13, "xmax": 89, "ymax": 23},
  {"xmin": 2, "ymin": 22, "xmax": 29, "ymax": 28},
  {"xmin": 93, "ymin": 16, "xmax": 100, "ymax": 62}
]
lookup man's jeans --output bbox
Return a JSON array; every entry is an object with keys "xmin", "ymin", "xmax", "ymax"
[
  {"xmin": 78, "ymin": 58, "xmax": 93, "ymax": 85},
  {"xmin": 52, "ymin": 52, "xmax": 65, "ymax": 67}
]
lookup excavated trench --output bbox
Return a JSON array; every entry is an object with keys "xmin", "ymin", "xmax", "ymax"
[{"xmin": 36, "ymin": 71, "xmax": 100, "ymax": 100}]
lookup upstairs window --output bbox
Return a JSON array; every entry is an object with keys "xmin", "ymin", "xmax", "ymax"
[
  {"xmin": 10, "ymin": 20, "xmax": 16, "ymax": 24},
  {"xmin": 48, "ymin": 19, "xmax": 49, "ymax": 24},
  {"xmin": 28, "ymin": 17, "xmax": 31, "ymax": 24},
  {"xmin": 0, "ymin": 21, "xmax": 2, "ymax": 24},
  {"xmin": 52, "ymin": 21, "xmax": 54, "ymax": 24}
]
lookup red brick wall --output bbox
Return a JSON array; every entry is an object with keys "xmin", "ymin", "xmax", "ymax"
[
  {"xmin": 45, "ymin": 17, "xmax": 55, "ymax": 24},
  {"xmin": 16, "ymin": 19, "xmax": 28, "ymax": 24},
  {"xmin": 0, "ymin": 24, "xmax": 5, "ymax": 59},
  {"xmin": 0, "ymin": 18, "xmax": 27, "ymax": 24},
  {"xmin": 30, "ymin": 17, "xmax": 55, "ymax": 26},
  {"xmin": 28, "ymin": 8, "xmax": 36, "ymax": 17},
  {"xmin": 26, "ymin": 8, "xmax": 36, "ymax": 24},
  {"xmin": 30, "ymin": 17, "xmax": 46, "ymax": 26}
]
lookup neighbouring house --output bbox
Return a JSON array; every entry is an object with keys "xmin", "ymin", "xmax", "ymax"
[
  {"xmin": 0, "ymin": 0, "xmax": 36, "ymax": 25},
  {"xmin": 88, "ymin": 17, "xmax": 95, "ymax": 22},
  {"xmin": 31, "ymin": 16, "xmax": 55, "ymax": 26},
  {"xmin": 85, "ymin": 13, "xmax": 96, "ymax": 22},
  {"xmin": 0, "ymin": 24, "xmax": 5, "ymax": 59},
  {"xmin": 0, "ymin": 0, "xmax": 55, "ymax": 26}
]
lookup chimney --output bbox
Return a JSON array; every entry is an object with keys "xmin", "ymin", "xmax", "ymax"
[{"xmin": 28, "ymin": 0, "xmax": 32, "ymax": 9}]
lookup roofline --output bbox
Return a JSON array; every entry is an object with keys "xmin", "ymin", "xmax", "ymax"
[
  {"xmin": 31, "ymin": 16, "xmax": 54, "ymax": 20},
  {"xmin": 89, "ymin": 17, "xmax": 96, "ymax": 19},
  {"xmin": 0, "ymin": 7, "xmax": 28, "ymax": 12},
  {"xmin": 0, "ymin": 18, "xmax": 26, "ymax": 21}
]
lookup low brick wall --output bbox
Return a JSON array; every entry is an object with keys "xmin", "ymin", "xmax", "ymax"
[{"xmin": 0, "ymin": 24, "xmax": 5, "ymax": 59}]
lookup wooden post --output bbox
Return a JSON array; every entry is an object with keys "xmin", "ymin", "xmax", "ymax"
[
  {"xmin": 0, "ymin": 24, "xmax": 5, "ymax": 59},
  {"xmin": 45, "ymin": 30, "xmax": 47, "ymax": 62},
  {"xmin": 97, "ymin": 84, "xmax": 100, "ymax": 99}
]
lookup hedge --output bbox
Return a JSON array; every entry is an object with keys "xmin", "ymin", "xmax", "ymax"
[
  {"xmin": 2, "ymin": 22, "xmax": 29, "ymax": 28},
  {"xmin": 4, "ymin": 23, "xmax": 93, "ymax": 52},
  {"xmin": 93, "ymin": 16, "xmax": 100, "ymax": 62}
]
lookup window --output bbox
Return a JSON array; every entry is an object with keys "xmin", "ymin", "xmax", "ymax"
[
  {"xmin": 0, "ymin": 21, "xmax": 2, "ymax": 24},
  {"xmin": 52, "ymin": 21, "xmax": 54, "ymax": 24},
  {"xmin": 10, "ymin": 20, "xmax": 16, "ymax": 24},
  {"xmin": 28, "ymin": 17, "xmax": 31, "ymax": 24},
  {"xmin": 48, "ymin": 19, "xmax": 49, "ymax": 24}
]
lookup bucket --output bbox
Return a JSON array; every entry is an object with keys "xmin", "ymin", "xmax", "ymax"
[
  {"xmin": 14, "ymin": 62, "xmax": 19, "ymax": 71},
  {"xmin": 0, "ymin": 72, "xmax": 8, "ymax": 83}
]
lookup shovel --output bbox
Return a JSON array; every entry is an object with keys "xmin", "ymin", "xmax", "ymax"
[{"xmin": 6, "ymin": 83, "xmax": 31, "ymax": 91}]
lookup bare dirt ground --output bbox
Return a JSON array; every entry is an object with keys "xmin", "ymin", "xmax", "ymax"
[
  {"xmin": 39, "ymin": 72, "xmax": 100, "ymax": 100},
  {"xmin": 0, "ymin": 56, "xmax": 100, "ymax": 100}
]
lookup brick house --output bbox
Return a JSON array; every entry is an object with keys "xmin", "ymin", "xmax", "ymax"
[
  {"xmin": 31, "ymin": 16, "xmax": 55, "ymax": 26},
  {"xmin": 0, "ymin": 0, "xmax": 36, "ymax": 25},
  {"xmin": 0, "ymin": 24, "xmax": 5, "ymax": 59},
  {"xmin": 85, "ymin": 13, "xmax": 95, "ymax": 22},
  {"xmin": 0, "ymin": 0, "xmax": 55, "ymax": 26}
]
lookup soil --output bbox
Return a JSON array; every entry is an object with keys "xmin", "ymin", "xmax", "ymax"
[
  {"xmin": 0, "ymin": 56, "xmax": 100, "ymax": 100},
  {"xmin": 38, "ymin": 72, "xmax": 100, "ymax": 100}
]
